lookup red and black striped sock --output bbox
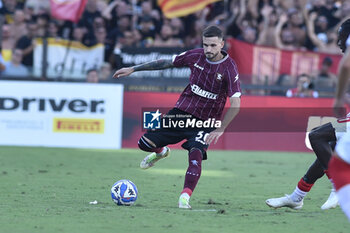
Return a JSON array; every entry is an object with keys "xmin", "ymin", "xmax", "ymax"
[{"xmin": 298, "ymin": 178, "xmax": 314, "ymax": 192}]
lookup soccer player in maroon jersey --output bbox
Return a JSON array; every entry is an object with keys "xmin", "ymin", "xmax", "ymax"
[{"xmin": 113, "ymin": 25, "xmax": 241, "ymax": 209}]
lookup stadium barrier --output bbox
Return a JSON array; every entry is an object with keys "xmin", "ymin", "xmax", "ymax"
[
  {"xmin": 0, "ymin": 80, "xmax": 337, "ymax": 152},
  {"xmin": 123, "ymin": 91, "xmax": 336, "ymax": 152},
  {"xmin": 0, "ymin": 80, "xmax": 123, "ymax": 149}
]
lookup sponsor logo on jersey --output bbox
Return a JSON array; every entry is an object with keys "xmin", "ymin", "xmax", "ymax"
[
  {"xmin": 191, "ymin": 84, "xmax": 218, "ymax": 99},
  {"xmin": 194, "ymin": 63, "xmax": 204, "ymax": 70},
  {"xmin": 216, "ymin": 73, "xmax": 223, "ymax": 81},
  {"xmin": 234, "ymin": 74, "xmax": 239, "ymax": 82},
  {"xmin": 53, "ymin": 118, "xmax": 104, "ymax": 133}
]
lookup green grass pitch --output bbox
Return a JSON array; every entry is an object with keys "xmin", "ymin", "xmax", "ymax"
[{"xmin": 0, "ymin": 146, "xmax": 348, "ymax": 233}]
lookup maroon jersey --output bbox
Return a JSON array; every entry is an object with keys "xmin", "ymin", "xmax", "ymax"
[{"xmin": 172, "ymin": 48, "xmax": 241, "ymax": 120}]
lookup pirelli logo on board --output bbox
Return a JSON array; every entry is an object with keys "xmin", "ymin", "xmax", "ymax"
[{"xmin": 53, "ymin": 118, "xmax": 104, "ymax": 134}]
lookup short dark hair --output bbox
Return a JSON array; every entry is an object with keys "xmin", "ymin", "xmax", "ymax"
[
  {"xmin": 339, "ymin": 18, "xmax": 350, "ymax": 36},
  {"xmin": 202, "ymin": 25, "xmax": 223, "ymax": 39},
  {"xmin": 338, "ymin": 18, "xmax": 350, "ymax": 52}
]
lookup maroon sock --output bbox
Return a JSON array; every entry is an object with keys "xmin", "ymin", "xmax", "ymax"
[{"xmin": 183, "ymin": 149, "xmax": 202, "ymax": 195}]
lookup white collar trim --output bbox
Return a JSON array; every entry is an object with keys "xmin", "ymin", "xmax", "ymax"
[{"xmin": 206, "ymin": 51, "xmax": 229, "ymax": 64}]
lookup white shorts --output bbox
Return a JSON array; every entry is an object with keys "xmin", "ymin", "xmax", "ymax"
[{"xmin": 335, "ymin": 131, "xmax": 350, "ymax": 164}]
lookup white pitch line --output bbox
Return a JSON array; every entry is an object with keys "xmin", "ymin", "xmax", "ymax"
[
  {"xmin": 191, "ymin": 209, "xmax": 217, "ymax": 212},
  {"xmin": 0, "ymin": 203, "xmax": 219, "ymax": 213},
  {"xmin": 138, "ymin": 208, "xmax": 218, "ymax": 212},
  {"xmin": 87, "ymin": 206, "xmax": 218, "ymax": 212}
]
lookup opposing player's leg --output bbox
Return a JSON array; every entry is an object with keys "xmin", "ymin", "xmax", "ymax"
[
  {"xmin": 266, "ymin": 123, "xmax": 340, "ymax": 210},
  {"xmin": 329, "ymin": 133, "xmax": 350, "ymax": 221},
  {"xmin": 178, "ymin": 129, "xmax": 212, "ymax": 209},
  {"xmin": 266, "ymin": 159, "xmax": 324, "ymax": 210},
  {"xmin": 309, "ymin": 123, "xmax": 339, "ymax": 209},
  {"xmin": 329, "ymin": 155, "xmax": 350, "ymax": 221},
  {"xmin": 321, "ymin": 188, "xmax": 338, "ymax": 210},
  {"xmin": 309, "ymin": 123, "xmax": 336, "ymax": 168}
]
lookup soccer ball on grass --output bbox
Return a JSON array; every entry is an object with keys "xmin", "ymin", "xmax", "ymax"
[{"xmin": 111, "ymin": 179, "xmax": 138, "ymax": 206}]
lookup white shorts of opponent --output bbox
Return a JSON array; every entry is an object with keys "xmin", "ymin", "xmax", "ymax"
[{"xmin": 335, "ymin": 131, "xmax": 350, "ymax": 164}]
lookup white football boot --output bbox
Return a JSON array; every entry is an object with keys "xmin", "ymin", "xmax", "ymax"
[
  {"xmin": 321, "ymin": 189, "xmax": 339, "ymax": 210},
  {"xmin": 140, "ymin": 147, "xmax": 170, "ymax": 169},
  {"xmin": 265, "ymin": 194, "xmax": 303, "ymax": 210},
  {"xmin": 178, "ymin": 193, "xmax": 192, "ymax": 209}
]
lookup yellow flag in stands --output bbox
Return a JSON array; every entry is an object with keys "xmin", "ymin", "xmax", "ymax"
[{"xmin": 158, "ymin": 0, "xmax": 221, "ymax": 18}]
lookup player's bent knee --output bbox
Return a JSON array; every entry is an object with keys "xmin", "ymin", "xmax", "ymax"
[
  {"xmin": 138, "ymin": 136, "xmax": 157, "ymax": 152},
  {"xmin": 190, "ymin": 148, "xmax": 202, "ymax": 153},
  {"xmin": 142, "ymin": 136, "xmax": 157, "ymax": 147},
  {"xmin": 309, "ymin": 123, "xmax": 335, "ymax": 142},
  {"xmin": 189, "ymin": 148, "xmax": 203, "ymax": 165},
  {"xmin": 189, "ymin": 147, "xmax": 205, "ymax": 160}
]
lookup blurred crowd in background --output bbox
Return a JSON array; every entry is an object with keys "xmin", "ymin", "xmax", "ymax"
[{"xmin": 0, "ymin": 0, "xmax": 349, "ymax": 97}]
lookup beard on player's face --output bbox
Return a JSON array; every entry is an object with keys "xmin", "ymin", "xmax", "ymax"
[{"xmin": 205, "ymin": 51, "xmax": 219, "ymax": 60}]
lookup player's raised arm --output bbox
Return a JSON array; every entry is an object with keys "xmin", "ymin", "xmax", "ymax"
[
  {"xmin": 112, "ymin": 59, "xmax": 175, "ymax": 78},
  {"xmin": 334, "ymin": 39, "xmax": 350, "ymax": 117}
]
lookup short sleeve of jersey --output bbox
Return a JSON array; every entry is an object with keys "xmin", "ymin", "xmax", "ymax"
[
  {"xmin": 227, "ymin": 60, "xmax": 241, "ymax": 98},
  {"xmin": 172, "ymin": 48, "xmax": 202, "ymax": 68}
]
